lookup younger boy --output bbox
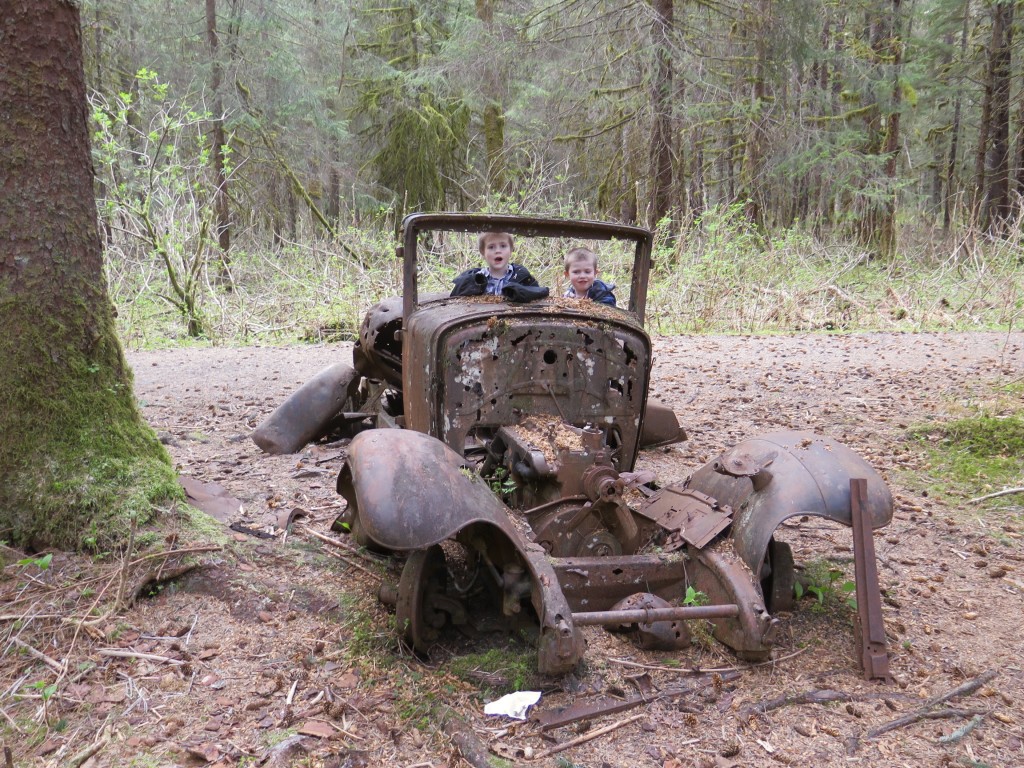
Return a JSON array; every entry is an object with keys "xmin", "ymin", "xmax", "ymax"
[
  {"xmin": 451, "ymin": 231, "xmax": 540, "ymax": 297},
  {"xmin": 563, "ymin": 247, "xmax": 616, "ymax": 306}
]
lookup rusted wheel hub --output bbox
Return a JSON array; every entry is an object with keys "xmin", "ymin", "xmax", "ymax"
[{"xmin": 395, "ymin": 545, "xmax": 450, "ymax": 653}]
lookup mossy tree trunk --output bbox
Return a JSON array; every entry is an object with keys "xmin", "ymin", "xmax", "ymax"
[{"xmin": 0, "ymin": 0, "xmax": 180, "ymax": 551}]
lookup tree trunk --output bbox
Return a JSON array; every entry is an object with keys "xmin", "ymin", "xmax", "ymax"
[
  {"xmin": 648, "ymin": 0, "xmax": 674, "ymax": 225},
  {"xmin": 982, "ymin": 0, "xmax": 1014, "ymax": 233},
  {"xmin": 0, "ymin": 0, "xmax": 179, "ymax": 551},
  {"xmin": 476, "ymin": 0, "xmax": 507, "ymax": 193},
  {"xmin": 206, "ymin": 0, "xmax": 232, "ymax": 259}
]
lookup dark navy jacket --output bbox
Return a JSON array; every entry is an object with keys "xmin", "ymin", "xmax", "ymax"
[{"xmin": 565, "ymin": 279, "xmax": 616, "ymax": 306}]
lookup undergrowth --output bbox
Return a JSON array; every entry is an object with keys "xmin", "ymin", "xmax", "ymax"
[{"xmin": 104, "ymin": 208, "xmax": 1024, "ymax": 348}]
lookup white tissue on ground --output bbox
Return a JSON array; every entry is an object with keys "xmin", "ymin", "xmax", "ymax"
[{"xmin": 483, "ymin": 690, "xmax": 542, "ymax": 720}]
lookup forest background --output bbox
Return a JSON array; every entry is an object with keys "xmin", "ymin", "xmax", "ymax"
[{"xmin": 84, "ymin": 0, "xmax": 1024, "ymax": 344}]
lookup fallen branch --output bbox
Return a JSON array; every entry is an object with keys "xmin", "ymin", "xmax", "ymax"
[
  {"xmin": 608, "ymin": 645, "xmax": 809, "ymax": 676},
  {"xmin": 299, "ymin": 526, "xmax": 386, "ymax": 568},
  {"xmin": 442, "ymin": 712, "xmax": 492, "ymax": 768},
  {"xmin": 97, "ymin": 649, "xmax": 186, "ymax": 666},
  {"xmin": 9, "ymin": 637, "xmax": 64, "ymax": 675},
  {"xmin": 968, "ymin": 487, "xmax": 1024, "ymax": 503},
  {"xmin": 528, "ymin": 714, "xmax": 644, "ymax": 760},
  {"xmin": 320, "ymin": 547, "xmax": 383, "ymax": 580},
  {"xmin": 937, "ymin": 713, "xmax": 986, "ymax": 745},
  {"xmin": 846, "ymin": 670, "xmax": 998, "ymax": 753},
  {"xmin": 66, "ymin": 733, "xmax": 109, "ymax": 768},
  {"xmin": 738, "ymin": 687, "xmax": 891, "ymax": 721}
]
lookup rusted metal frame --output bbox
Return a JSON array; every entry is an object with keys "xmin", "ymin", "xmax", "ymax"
[
  {"xmin": 572, "ymin": 604, "xmax": 740, "ymax": 626},
  {"xmin": 399, "ymin": 212, "xmax": 653, "ymax": 321},
  {"xmin": 851, "ymin": 477, "xmax": 892, "ymax": 682},
  {"xmin": 551, "ymin": 555, "xmax": 690, "ymax": 610}
]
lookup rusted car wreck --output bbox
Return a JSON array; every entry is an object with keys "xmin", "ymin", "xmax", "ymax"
[{"xmin": 253, "ymin": 213, "xmax": 894, "ymax": 678}]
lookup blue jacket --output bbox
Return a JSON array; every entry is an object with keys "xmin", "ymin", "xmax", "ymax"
[{"xmin": 564, "ymin": 279, "xmax": 616, "ymax": 306}]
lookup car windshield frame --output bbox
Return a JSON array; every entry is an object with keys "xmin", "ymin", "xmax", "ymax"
[{"xmin": 399, "ymin": 213, "xmax": 654, "ymax": 324}]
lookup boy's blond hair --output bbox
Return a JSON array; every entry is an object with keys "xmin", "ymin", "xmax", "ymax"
[
  {"xmin": 478, "ymin": 231, "xmax": 514, "ymax": 253},
  {"xmin": 564, "ymin": 246, "xmax": 598, "ymax": 270}
]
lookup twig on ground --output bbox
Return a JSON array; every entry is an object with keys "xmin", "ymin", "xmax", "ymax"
[
  {"xmin": 299, "ymin": 526, "xmax": 386, "ymax": 569},
  {"xmin": 320, "ymin": 547, "xmax": 382, "ymax": 580},
  {"xmin": 528, "ymin": 714, "xmax": 644, "ymax": 760},
  {"xmin": 738, "ymin": 687, "xmax": 891, "ymax": 721},
  {"xmin": 968, "ymin": 487, "xmax": 1024, "ymax": 503},
  {"xmin": 97, "ymin": 649, "xmax": 186, "ymax": 665},
  {"xmin": 846, "ymin": 669, "xmax": 998, "ymax": 753},
  {"xmin": 114, "ymin": 516, "xmax": 138, "ymax": 612},
  {"xmin": 608, "ymin": 645, "xmax": 809, "ymax": 675},
  {"xmin": 9, "ymin": 638, "xmax": 64, "ymax": 675},
  {"xmin": 937, "ymin": 713, "xmax": 987, "ymax": 745},
  {"xmin": 66, "ymin": 732, "xmax": 110, "ymax": 768}
]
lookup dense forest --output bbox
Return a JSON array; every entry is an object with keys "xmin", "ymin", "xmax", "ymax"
[{"xmin": 81, "ymin": 0, "xmax": 1024, "ymax": 340}]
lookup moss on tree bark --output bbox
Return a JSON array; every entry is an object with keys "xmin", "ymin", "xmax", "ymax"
[{"xmin": 0, "ymin": 1, "xmax": 180, "ymax": 551}]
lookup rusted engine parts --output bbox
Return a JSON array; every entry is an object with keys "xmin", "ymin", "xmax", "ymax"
[{"xmin": 342, "ymin": 423, "xmax": 892, "ymax": 670}]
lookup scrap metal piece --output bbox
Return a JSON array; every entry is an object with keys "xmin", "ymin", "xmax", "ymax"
[
  {"xmin": 851, "ymin": 478, "xmax": 892, "ymax": 682},
  {"xmin": 639, "ymin": 401, "xmax": 687, "ymax": 448},
  {"xmin": 535, "ymin": 671, "xmax": 741, "ymax": 732},
  {"xmin": 637, "ymin": 486, "xmax": 733, "ymax": 549},
  {"xmin": 685, "ymin": 431, "xmax": 894, "ymax": 579},
  {"xmin": 252, "ymin": 362, "xmax": 362, "ymax": 454}
]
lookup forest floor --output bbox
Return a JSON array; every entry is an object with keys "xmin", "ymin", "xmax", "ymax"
[{"xmin": 3, "ymin": 331, "xmax": 1024, "ymax": 768}]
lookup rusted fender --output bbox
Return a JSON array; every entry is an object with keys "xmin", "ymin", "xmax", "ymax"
[
  {"xmin": 685, "ymin": 431, "xmax": 893, "ymax": 577},
  {"xmin": 639, "ymin": 401, "xmax": 687, "ymax": 448},
  {"xmin": 337, "ymin": 428, "xmax": 523, "ymax": 549},
  {"xmin": 252, "ymin": 363, "xmax": 360, "ymax": 454},
  {"xmin": 338, "ymin": 428, "xmax": 584, "ymax": 674}
]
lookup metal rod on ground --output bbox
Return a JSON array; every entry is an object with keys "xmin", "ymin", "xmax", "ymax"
[{"xmin": 572, "ymin": 604, "xmax": 739, "ymax": 626}]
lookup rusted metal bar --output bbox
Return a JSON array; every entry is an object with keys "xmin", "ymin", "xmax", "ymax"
[
  {"xmin": 535, "ymin": 671, "xmax": 742, "ymax": 731},
  {"xmin": 851, "ymin": 477, "xmax": 892, "ymax": 682},
  {"xmin": 572, "ymin": 604, "xmax": 739, "ymax": 626}
]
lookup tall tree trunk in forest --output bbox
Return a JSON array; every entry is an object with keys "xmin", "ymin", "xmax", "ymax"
[
  {"xmin": 982, "ymin": 0, "xmax": 1014, "ymax": 233},
  {"xmin": 206, "ymin": 0, "xmax": 232, "ymax": 258},
  {"xmin": 944, "ymin": 6, "xmax": 970, "ymax": 231},
  {"xmin": 648, "ymin": 0, "xmax": 674, "ymax": 225},
  {"xmin": 476, "ymin": 0, "xmax": 506, "ymax": 192},
  {"xmin": 1015, "ymin": 83, "xmax": 1024, "ymax": 214},
  {"xmin": 739, "ymin": 0, "xmax": 770, "ymax": 228},
  {"xmin": 878, "ymin": 0, "xmax": 903, "ymax": 258},
  {"xmin": 0, "ymin": 0, "xmax": 179, "ymax": 550},
  {"xmin": 859, "ymin": 0, "xmax": 903, "ymax": 258}
]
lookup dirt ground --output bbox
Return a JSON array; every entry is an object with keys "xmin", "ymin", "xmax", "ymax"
[{"xmin": 3, "ymin": 331, "xmax": 1023, "ymax": 768}]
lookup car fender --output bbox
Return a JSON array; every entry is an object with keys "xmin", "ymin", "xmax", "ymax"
[
  {"xmin": 338, "ymin": 428, "xmax": 583, "ymax": 674},
  {"xmin": 684, "ymin": 431, "xmax": 893, "ymax": 576}
]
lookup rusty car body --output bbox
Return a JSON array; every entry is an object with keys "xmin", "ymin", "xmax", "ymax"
[{"xmin": 253, "ymin": 213, "xmax": 894, "ymax": 676}]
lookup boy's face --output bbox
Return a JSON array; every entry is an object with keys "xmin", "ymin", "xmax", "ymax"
[
  {"xmin": 566, "ymin": 259, "xmax": 598, "ymax": 295},
  {"xmin": 481, "ymin": 235, "xmax": 513, "ymax": 275}
]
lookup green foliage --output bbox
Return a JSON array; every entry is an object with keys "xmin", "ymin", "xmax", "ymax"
[
  {"xmin": 908, "ymin": 413, "xmax": 1024, "ymax": 505},
  {"xmin": 91, "ymin": 69, "xmax": 224, "ymax": 339},
  {"xmin": 795, "ymin": 560, "xmax": 855, "ymax": 612},
  {"xmin": 447, "ymin": 646, "xmax": 536, "ymax": 693},
  {"xmin": 683, "ymin": 586, "xmax": 708, "ymax": 606},
  {"xmin": 16, "ymin": 553, "xmax": 53, "ymax": 571}
]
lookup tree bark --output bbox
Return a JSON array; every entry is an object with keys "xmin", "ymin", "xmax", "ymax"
[
  {"xmin": 0, "ymin": 0, "xmax": 179, "ymax": 551},
  {"xmin": 982, "ymin": 0, "xmax": 1014, "ymax": 233},
  {"xmin": 648, "ymin": 0, "xmax": 674, "ymax": 225},
  {"xmin": 206, "ymin": 0, "xmax": 232, "ymax": 258},
  {"xmin": 476, "ymin": 0, "xmax": 507, "ymax": 193}
]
